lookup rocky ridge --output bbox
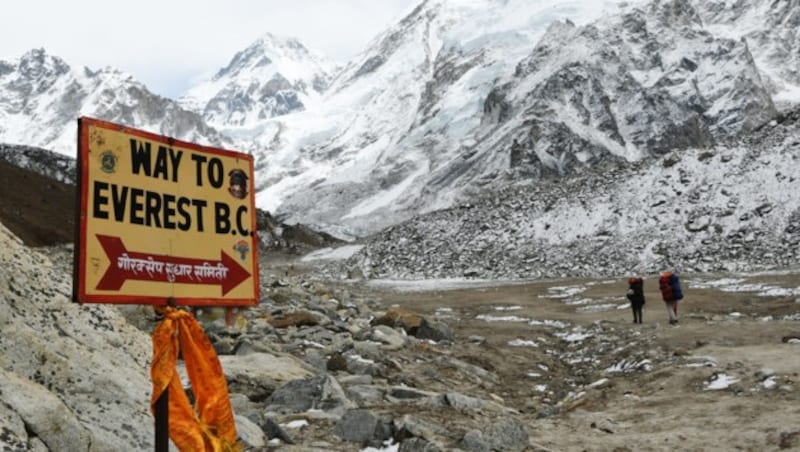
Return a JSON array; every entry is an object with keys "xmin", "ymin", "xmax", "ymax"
[
  {"xmin": 695, "ymin": 0, "xmax": 800, "ymax": 111},
  {"xmin": 0, "ymin": 143, "xmax": 76, "ymax": 184},
  {"xmin": 0, "ymin": 49, "xmax": 234, "ymax": 157}
]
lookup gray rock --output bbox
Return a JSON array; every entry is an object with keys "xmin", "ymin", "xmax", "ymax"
[
  {"xmin": 265, "ymin": 375, "xmax": 354, "ymax": 414},
  {"xmin": 0, "ymin": 369, "xmax": 91, "ymax": 451},
  {"xmin": 482, "ymin": 419, "xmax": 529, "ymax": 452},
  {"xmin": 260, "ymin": 418, "xmax": 294, "ymax": 444},
  {"xmin": 220, "ymin": 352, "xmax": 312, "ymax": 402},
  {"xmin": 352, "ymin": 340, "xmax": 386, "ymax": 361},
  {"xmin": 460, "ymin": 430, "xmax": 489, "ymax": 452},
  {"xmin": 441, "ymin": 357, "xmax": 498, "ymax": 384},
  {"xmin": 443, "ymin": 393, "xmax": 488, "ymax": 411},
  {"xmin": 345, "ymin": 384, "xmax": 386, "ymax": 407},
  {"xmin": 371, "ymin": 325, "xmax": 408, "ymax": 349},
  {"xmin": 415, "ymin": 320, "xmax": 455, "ymax": 342},
  {"xmin": 399, "ymin": 437, "xmax": 443, "ymax": 452},
  {"xmin": 228, "ymin": 393, "xmax": 261, "ymax": 420},
  {"xmin": 345, "ymin": 352, "xmax": 384, "ymax": 376},
  {"xmin": 338, "ymin": 374, "xmax": 374, "ymax": 386},
  {"xmin": 387, "ymin": 386, "xmax": 438, "ymax": 401},
  {"xmin": 235, "ymin": 414, "xmax": 268, "ymax": 449},
  {"xmin": 394, "ymin": 414, "xmax": 453, "ymax": 442},
  {"xmin": 333, "ymin": 409, "xmax": 392, "ymax": 444},
  {"xmin": 0, "ymin": 226, "xmax": 155, "ymax": 451}
]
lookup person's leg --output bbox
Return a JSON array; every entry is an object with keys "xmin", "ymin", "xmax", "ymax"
[
  {"xmin": 666, "ymin": 301, "xmax": 678, "ymax": 324},
  {"xmin": 631, "ymin": 304, "xmax": 637, "ymax": 323},
  {"xmin": 637, "ymin": 305, "xmax": 643, "ymax": 323}
]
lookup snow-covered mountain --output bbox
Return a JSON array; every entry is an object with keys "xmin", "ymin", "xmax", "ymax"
[
  {"xmin": 1, "ymin": 0, "xmax": 797, "ymax": 249},
  {"xmin": 0, "ymin": 48, "xmax": 231, "ymax": 157},
  {"xmin": 695, "ymin": 0, "xmax": 800, "ymax": 111},
  {"xmin": 251, "ymin": 0, "xmax": 786, "ymax": 238},
  {"xmin": 178, "ymin": 33, "xmax": 337, "ymax": 131},
  {"xmin": 252, "ymin": 0, "xmax": 633, "ymax": 237},
  {"xmin": 338, "ymin": 106, "xmax": 800, "ymax": 280}
]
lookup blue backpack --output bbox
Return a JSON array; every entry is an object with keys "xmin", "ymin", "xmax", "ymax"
[{"xmin": 670, "ymin": 273, "xmax": 683, "ymax": 300}]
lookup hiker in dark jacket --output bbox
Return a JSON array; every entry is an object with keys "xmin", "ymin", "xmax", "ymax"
[
  {"xmin": 659, "ymin": 271, "xmax": 683, "ymax": 325},
  {"xmin": 626, "ymin": 277, "xmax": 645, "ymax": 324}
]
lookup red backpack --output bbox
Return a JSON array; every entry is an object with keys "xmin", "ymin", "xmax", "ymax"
[{"xmin": 659, "ymin": 272, "xmax": 674, "ymax": 301}]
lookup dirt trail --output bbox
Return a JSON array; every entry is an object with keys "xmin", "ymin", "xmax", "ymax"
[{"xmin": 333, "ymin": 271, "xmax": 800, "ymax": 451}]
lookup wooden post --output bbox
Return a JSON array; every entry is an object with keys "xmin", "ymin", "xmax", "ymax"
[
  {"xmin": 155, "ymin": 296, "xmax": 176, "ymax": 451},
  {"xmin": 154, "ymin": 387, "xmax": 169, "ymax": 451}
]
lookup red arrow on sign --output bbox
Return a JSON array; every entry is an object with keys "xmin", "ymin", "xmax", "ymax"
[{"xmin": 95, "ymin": 234, "xmax": 251, "ymax": 296}]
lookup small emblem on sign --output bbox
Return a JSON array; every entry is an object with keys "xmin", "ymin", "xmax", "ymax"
[
  {"xmin": 228, "ymin": 169, "xmax": 248, "ymax": 199},
  {"xmin": 99, "ymin": 150, "xmax": 118, "ymax": 174},
  {"xmin": 233, "ymin": 240, "xmax": 250, "ymax": 261}
]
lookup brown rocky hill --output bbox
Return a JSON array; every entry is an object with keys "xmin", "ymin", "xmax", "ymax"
[{"xmin": 0, "ymin": 159, "xmax": 75, "ymax": 246}]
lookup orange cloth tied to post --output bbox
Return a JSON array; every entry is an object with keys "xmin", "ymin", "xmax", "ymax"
[{"xmin": 151, "ymin": 307, "xmax": 240, "ymax": 451}]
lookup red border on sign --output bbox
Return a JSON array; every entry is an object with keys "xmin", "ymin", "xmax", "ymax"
[{"xmin": 72, "ymin": 117, "xmax": 260, "ymax": 307}]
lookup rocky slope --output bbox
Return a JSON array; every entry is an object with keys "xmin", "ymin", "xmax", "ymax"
[
  {"xmin": 336, "ymin": 106, "xmax": 800, "ymax": 280},
  {"xmin": 4, "ymin": 224, "xmax": 799, "ymax": 451},
  {"xmin": 0, "ymin": 143, "xmax": 76, "ymax": 184},
  {"xmin": 0, "ymin": 225, "xmax": 154, "ymax": 450},
  {"xmin": 695, "ymin": 0, "xmax": 800, "ymax": 111}
]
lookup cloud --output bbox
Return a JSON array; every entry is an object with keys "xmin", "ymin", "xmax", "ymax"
[{"xmin": 1, "ymin": 0, "xmax": 418, "ymax": 97}]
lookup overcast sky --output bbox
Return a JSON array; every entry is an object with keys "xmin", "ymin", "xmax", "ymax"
[{"xmin": 1, "ymin": 0, "xmax": 418, "ymax": 98}]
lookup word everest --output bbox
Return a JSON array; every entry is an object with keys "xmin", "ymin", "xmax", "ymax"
[{"xmin": 92, "ymin": 139, "xmax": 251, "ymax": 237}]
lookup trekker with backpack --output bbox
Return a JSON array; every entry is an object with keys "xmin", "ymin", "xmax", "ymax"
[
  {"xmin": 659, "ymin": 271, "xmax": 684, "ymax": 325},
  {"xmin": 626, "ymin": 277, "xmax": 645, "ymax": 324}
]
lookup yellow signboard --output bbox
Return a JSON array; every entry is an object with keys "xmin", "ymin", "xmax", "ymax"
[{"xmin": 73, "ymin": 117, "xmax": 259, "ymax": 307}]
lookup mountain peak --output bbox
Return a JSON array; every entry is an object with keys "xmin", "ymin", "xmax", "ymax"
[
  {"xmin": 254, "ymin": 32, "xmax": 306, "ymax": 52},
  {"xmin": 212, "ymin": 32, "xmax": 331, "ymax": 82},
  {"xmin": 16, "ymin": 47, "xmax": 70, "ymax": 79},
  {"xmin": 179, "ymin": 33, "xmax": 336, "ymax": 130}
]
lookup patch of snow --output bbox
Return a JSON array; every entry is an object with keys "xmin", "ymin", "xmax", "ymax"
[
  {"xmin": 587, "ymin": 378, "xmax": 609, "ymax": 389},
  {"xmin": 476, "ymin": 314, "xmax": 530, "ymax": 322},
  {"xmin": 361, "ymin": 439, "xmax": 399, "ymax": 452},
  {"xmin": 705, "ymin": 373, "xmax": 739, "ymax": 391},
  {"xmin": 685, "ymin": 356, "xmax": 719, "ymax": 368},
  {"xmin": 301, "ymin": 340, "xmax": 324, "ymax": 349},
  {"xmin": 576, "ymin": 303, "xmax": 620, "ymax": 313},
  {"xmin": 301, "ymin": 245, "xmax": 364, "ymax": 262},
  {"xmin": 528, "ymin": 319, "xmax": 569, "ymax": 329},
  {"xmin": 539, "ymin": 285, "xmax": 588, "ymax": 299},
  {"xmin": 508, "ymin": 339, "xmax": 539, "ymax": 347},
  {"xmin": 366, "ymin": 278, "xmax": 530, "ymax": 292},
  {"xmin": 555, "ymin": 331, "xmax": 593, "ymax": 343},
  {"xmin": 605, "ymin": 359, "xmax": 652, "ymax": 374},
  {"xmin": 283, "ymin": 420, "xmax": 309, "ymax": 429}
]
